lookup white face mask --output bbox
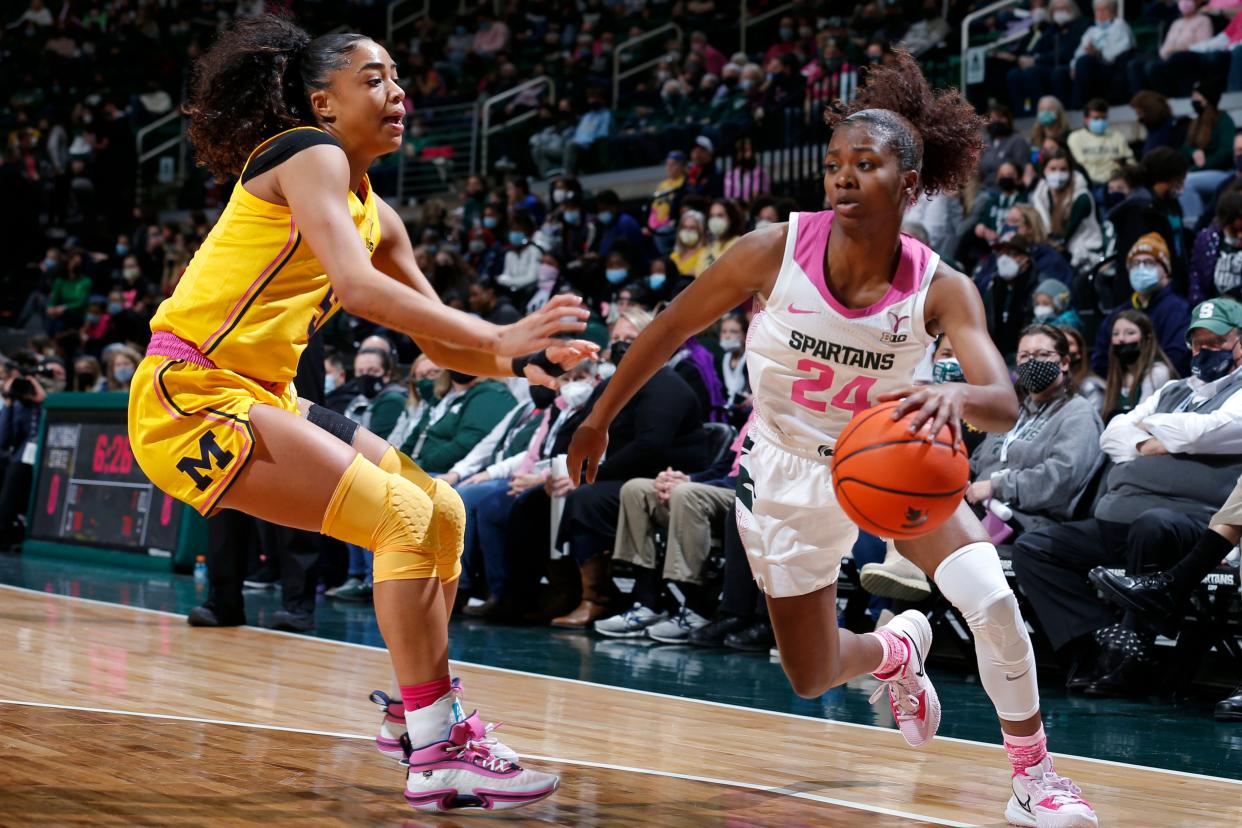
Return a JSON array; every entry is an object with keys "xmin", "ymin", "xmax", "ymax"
[
  {"xmin": 720, "ymin": 336, "xmax": 742, "ymax": 352},
  {"xmin": 996, "ymin": 254, "xmax": 1022, "ymax": 280},
  {"xmin": 708, "ymin": 216, "xmax": 729, "ymax": 237},
  {"xmin": 596, "ymin": 361, "xmax": 616, "ymax": 381},
  {"xmin": 1045, "ymin": 170, "xmax": 1070, "ymax": 190},
  {"xmin": 754, "ymin": 219, "xmax": 773, "ymax": 230},
  {"xmin": 678, "ymin": 229, "xmax": 701, "ymax": 247},
  {"xmin": 1033, "ymin": 304, "xmax": 1055, "ymax": 321},
  {"xmin": 552, "ymin": 188, "xmax": 568, "ymax": 203},
  {"xmin": 559, "ymin": 379, "xmax": 594, "ymax": 408},
  {"xmin": 1052, "ymin": 10, "xmax": 1073, "ymax": 25}
]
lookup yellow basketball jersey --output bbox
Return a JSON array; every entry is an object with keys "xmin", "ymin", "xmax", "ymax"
[{"xmin": 150, "ymin": 126, "xmax": 380, "ymax": 383}]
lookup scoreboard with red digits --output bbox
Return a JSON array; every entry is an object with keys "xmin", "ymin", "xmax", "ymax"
[{"xmin": 25, "ymin": 393, "xmax": 205, "ymax": 569}]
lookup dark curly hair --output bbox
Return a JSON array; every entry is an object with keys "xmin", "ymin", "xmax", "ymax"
[
  {"xmin": 825, "ymin": 49, "xmax": 984, "ymax": 197},
  {"xmin": 185, "ymin": 15, "xmax": 370, "ymax": 179}
]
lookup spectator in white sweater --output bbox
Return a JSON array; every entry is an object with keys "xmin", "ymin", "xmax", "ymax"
[{"xmin": 1053, "ymin": 0, "xmax": 1135, "ymax": 109}]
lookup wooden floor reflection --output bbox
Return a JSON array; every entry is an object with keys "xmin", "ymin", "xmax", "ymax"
[{"xmin": 0, "ymin": 585, "xmax": 1238, "ymax": 827}]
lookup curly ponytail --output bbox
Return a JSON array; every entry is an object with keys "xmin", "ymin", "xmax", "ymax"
[
  {"xmin": 825, "ymin": 50, "xmax": 985, "ymax": 197},
  {"xmin": 185, "ymin": 15, "xmax": 369, "ymax": 179}
]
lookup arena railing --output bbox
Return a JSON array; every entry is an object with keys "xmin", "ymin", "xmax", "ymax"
[
  {"xmin": 397, "ymin": 101, "xmax": 481, "ymax": 204},
  {"xmin": 960, "ymin": 0, "xmax": 1125, "ymax": 94},
  {"xmin": 612, "ymin": 23, "xmax": 683, "ymax": 106},
  {"xmin": 386, "ymin": 0, "xmax": 430, "ymax": 48},
  {"xmin": 738, "ymin": 2, "xmax": 795, "ymax": 55},
  {"xmin": 135, "ymin": 109, "xmax": 187, "ymax": 206},
  {"xmin": 480, "ymin": 76, "xmax": 556, "ymax": 172}
]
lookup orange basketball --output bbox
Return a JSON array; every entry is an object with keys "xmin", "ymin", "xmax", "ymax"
[{"xmin": 830, "ymin": 400, "xmax": 969, "ymax": 540}]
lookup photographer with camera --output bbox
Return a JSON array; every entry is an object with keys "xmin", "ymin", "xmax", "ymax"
[{"xmin": 0, "ymin": 354, "xmax": 49, "ymax": 547}]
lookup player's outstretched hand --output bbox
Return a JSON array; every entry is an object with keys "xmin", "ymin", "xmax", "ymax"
[
  {"xmin": 495, "ymin": 295, "xmax": 589, "ymax": 357},
  {"xmin": 567, "ymin": 421, "xmax": 608, "ymax": 485},
  {"xmin": 876, "ymin": 384, "xmax": 965, "ymax": 449},
  {"xmin": 520, "ymin": 339, "xmax": 600, "ymax": 389}
]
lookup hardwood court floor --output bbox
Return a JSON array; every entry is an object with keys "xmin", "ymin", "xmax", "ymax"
[{"xmin": 0, "ymin": 585, "xmax": 1239, "ymax": 827}]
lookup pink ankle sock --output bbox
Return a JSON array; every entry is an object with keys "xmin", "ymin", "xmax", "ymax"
[
  {"xmin": 869, "ymin": 628, "xmax": 910, "ymax": 679},
  {"xmin": 400, "ymin": 676, "xmax": 452, "ymax": 712},
  {"xmin": 1004, "ymin": 725, "xmax": 1048, "ymax": 774}
]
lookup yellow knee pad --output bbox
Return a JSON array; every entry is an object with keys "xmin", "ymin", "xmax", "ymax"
[{"xmin": 322, "ymin": 453, "xmax": 461, "ymax": 583}]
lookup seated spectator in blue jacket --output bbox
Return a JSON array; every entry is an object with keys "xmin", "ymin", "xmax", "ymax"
[
  {"xmin": 592, "ymin": 190, "xmax": 645, "ymax": 259},
  {"xmin": 1093, "ymin": 233, "xmax": 1191, "ymax": 377}
]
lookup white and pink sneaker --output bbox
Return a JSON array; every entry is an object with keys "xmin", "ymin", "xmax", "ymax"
[
  {"xmin": 868, "ymin": 609, "xmax": 941, "ymax": 747},
  {"xmin": 1006, "ymin": 756, "xmax": 1098, "ymax": 827},
  {"xmin": 372, "ymin": 679, "xmax": 519, "ymax": 764},
  {"xmin": 402, "ymin": 713, "xmax": 559, "ymax": 812}
]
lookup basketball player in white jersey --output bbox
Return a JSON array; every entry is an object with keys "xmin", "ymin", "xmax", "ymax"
[{"xmin": 568, "ymin": 52, "xmax": 1097, "ymax": 827}]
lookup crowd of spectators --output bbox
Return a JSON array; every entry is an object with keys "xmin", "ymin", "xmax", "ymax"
[{"xmin": 2, "ymin": 0, "xmax": 1241, "ymax": 717}]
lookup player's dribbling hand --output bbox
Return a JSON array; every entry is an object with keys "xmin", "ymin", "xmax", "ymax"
[
  {"xmin": 496, "ymin": 294, "xmax": 589, "ymax": 357},
  {"xmin": 567, "ymin": 421, "xmax": 609, "ymax": 485},
  {"xmin": 522, "ymin": 339, "xmax": 601, "ymax": 388},
  {"xmin": 877, "ymin": 383, "xmax": 966, "ymax": 449}
]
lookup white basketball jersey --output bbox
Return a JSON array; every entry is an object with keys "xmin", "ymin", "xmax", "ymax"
[{"xmin": 745, "ymin": 210, "xmax": 939, "ymax": 455}]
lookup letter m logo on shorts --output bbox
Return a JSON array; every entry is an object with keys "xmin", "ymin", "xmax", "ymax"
[{"xmin": 176, "ymin": 432, "xmax": 235, "ymax": 491}]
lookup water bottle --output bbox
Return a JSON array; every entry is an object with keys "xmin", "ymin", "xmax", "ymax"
[{"xmin": 193, "ymin": 555, "xmax": 208, "ymax": 584}]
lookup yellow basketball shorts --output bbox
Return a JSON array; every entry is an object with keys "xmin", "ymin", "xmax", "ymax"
[{"xmin": 128, "ymin": 355, "xmax": 297, "ymax": 516}]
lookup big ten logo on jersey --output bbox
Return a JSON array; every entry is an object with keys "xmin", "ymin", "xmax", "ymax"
[
  {"xmin": 881, "ymin": 309, "xmax": 910, "ymax": 343},
  {"xmin": 176, "ymin": 431, "xmax": 234, "ymax": 491}
]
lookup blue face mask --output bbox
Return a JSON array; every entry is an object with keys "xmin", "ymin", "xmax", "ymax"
[
  {"xmin": 999, "ymin": 223, "xmax": 1018, "ymax": 237},
  {"xmin": 1088, "ymin": 118, "xmax": 1108, "ymax": 135},
  {"xmin": 115, "ymin": 243, "xmax": 128, "ymax": 256},
  {"xmin": 563, "ymin": 210, "xmax": 580, "ymax": 225},
  {"xmin": 107, "ymin": 302, "xmax": 123, "ymax": 315},
  {"xmin": 1192, "ymin": 345, "xmax": 1237, "ymax": 382},
  {"xmin": 1129, "ymin": 264, "xmax": 1161, "ymax": 293},
  {"xmin": 597, "ymin": 210, "xmax": 614, "ymax": 224},
  {"xmin": 647, "ymin": 273, "xmax": 666, "ymax": 291},
  {"xmin": 605, "ymin": 267, "xmax": 628, "ymax": 284},
  {"xmin": 483, "ymin": 216, "xmax": 498, "ymax": 229},
  {"xmin": 42, "ymin": 257, "xmax": 57, "ymax": 271},
  {"xmin": 508, "ymin": 231, "xmax": 527, "ymax": 246}
]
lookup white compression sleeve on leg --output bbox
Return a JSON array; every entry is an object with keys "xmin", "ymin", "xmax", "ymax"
[{"xmin": 934, "ymin": 542, "xmax": 1040, "ymax": 722}]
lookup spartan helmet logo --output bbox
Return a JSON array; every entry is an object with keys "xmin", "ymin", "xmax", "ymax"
[
  {"xmin": 901, "ymin": 506, "xmax": 929, "ymax": 529},
  {"xmin": 887, "ymin": 310, "xmax": 911, "ymax": 334}
]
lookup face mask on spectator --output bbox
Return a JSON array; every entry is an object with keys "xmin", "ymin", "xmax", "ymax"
[
  {"xmin": 42, "ymin": 257, "xmax": 57, "ymax": 271},
  {"xmin": 998, "ymin": 176, "xmax": 1017, "ymax": 193},
  {"xmin": 1016, "ymin": 359, "xmax": 1061, "ymax": 394},
  {"xmin": 1192, "ymin": 343, "xmax": 1237, "ymax": 382},
  {"xmin": 996, "ymin": 255, "xmax": 1022, "ymax": 280},
  {"xmin": 448, "ymin": 370, "xmax": 475, "ymax": 385},
  {"xmin": 720, "ymin": 336, "xmax": 742, "ymax": 352},
  {"xmin": 1037, "ymin": 110, "xmax": 1057, "ymax": 126},
  {"xmin": 1033, "ymin": 304, "xmax": 1054, "ymax": 321},
  {"xmin": 1179, "ymin": 0, "xmax": 1198, "ymax": 12},
  {"xmin": 987, "ymin": 121, "xmax": 1011, "ymax": 138},
  {"xmin": 1234, "ymin": 154, "xmax": 1242, "ymax": 173},
  {"xmin": 999, "ymin": 223, "xmax": 1018, "ymax": 236},
  {"xmin": 1224, "ymin": 232, "xmax": 1242, "ymax": 249},
  {"xmin": 1192, "ymin": 100, "xmax": 1206, "ymax": 117},
  {"xmin": 107, "ymin": 301, "xmax": 123, "ymax": 315},
  {"xmin": 1114, "ymin": 341, "xmax": 1142, "ymax": 365},
  {"xmin": 325, "ymin": 374, "xmax": 339, "ymax": 394},
  {"xmin": 603, "ymin": 267, "xmax": 628, "ymax": 285},
  {"xmin": 709, "ymin": 216, "xmax": 730, "ymax": 237},
  {"xmin": 678, "ymin": 229, "xmax": 701, "ymax": 247},
  {"xmin": 469, "ymin": 239, "xmax": 486, "ymax": 254},
  {"xmin": 738, "ymin": 78, "xmax": 754, "ymax": 91},
  {"xmin": 123, "ymin": 266, "xmax": 141, "ymax": 283},
  {"xmin": 1053, "ymin": 10, "xmax": 1073, "ymax": 24},
  {"xmin": 933, "ymin": 357, "xmax": 965, "ymax": 384},
  {"xmin": 1105, "ymin": 189, "xmax": 1127, "ymax": 208},
  {"xmin": 559, "ymin": 379, "xmax": 593, "ymax": 408},
  {"xmin": 529, "ymin": 384, "xmax": 557, "ymax": 408},
  {"xmin": 1032, "ymin": 7, "xmax": 1050, "ymax": 23},
  {"xmin": 754, "ymin": 219, "xmax": 773, "ymax": 230},
  {"xmin": 508, "ymin": 230, "xmax": 527, "ymax": 246},
  {"xmin": 1129, "ymin": 264, "xmax": 1161, "ymax": 293},
  {"xmin": 415, "ymin": 378, "xmax": 437, "ymax": 402},
  {"xmin": 483, "ymin": 216, "xmax": 499, "ymax": 229},
  {"xmin": 358, "ymin": 374, "xmax": 384, "ymax": 398},
  {"xmin": 552, "ymin": 188, "xmax": 568, "ymax": 204},
  {"xmin": 597, "ymin": 210, "xmax": 614, "ymax": 224},
  {"xmin": 779, "ymin": 26, "xmax": 794, "ymax": 40},
  {"xmin": 1044, "ymin": 170, "xmax": 1069, "ymax": 190},
  {"xmin": 563, "ymin": 209, "xmax": 581, "ymax": 225},
  {"xmin": 647, "ymin": 273, "xmax": 667, "ymax": 291},
  {"xmin": 116, "ymin": 243, "xmax": 128, "ymax": 256},
  {"xmin": 114, "ymin": 364, "xmax": 135, "ymax": 384},
  {"xmin": 86, "ymin": 312, "xmax": 100, "ymax": 325},
  {"xmin": 1088, "ymin": 118, "xmax": 1108, "ymax": 135},
  {"xmin": 609, "ymin": 339, "xmax": 631, "ymax": 367},
  {"xmin": 77, "ymin": 373, "xmax": 99, "ymax": 391}
]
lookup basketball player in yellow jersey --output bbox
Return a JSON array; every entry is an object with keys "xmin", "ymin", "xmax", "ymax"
[{"xmin": 128, "ymin": 16, "xmax": 592, "ymax": 813}]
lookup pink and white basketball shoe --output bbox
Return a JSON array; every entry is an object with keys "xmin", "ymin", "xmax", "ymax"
[
  {"xmin": 868, "ymin": 609, "xmax": 941, "ymax": 747},
  {"xmin": 402, "ymin": 713, "xmax": 559, "ymax": 813},
  {"xmin": 371, "ymin": 678, "xmax": 519, "ymax": 763},
  {"xmin": 1006, "ymin": 756, "xmax": 1098, "ymax": 827}
]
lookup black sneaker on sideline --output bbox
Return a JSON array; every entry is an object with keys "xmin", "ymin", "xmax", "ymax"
[
  {"xmin": 187, "ymin": 603, "xmax": 245, "ymax": 627},
  {"xmin": 269, "ymin": 610, "xmax": 316, "ymax": 633},
  {"xmin": 724, "ymin": 621, "xmax": 775, "ymax": 653},
  {"xmin": 688, "ymin": 614, "xmax": 751, "ymax": 648}
]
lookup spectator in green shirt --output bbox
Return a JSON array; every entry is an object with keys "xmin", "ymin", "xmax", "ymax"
[
  {"xmin": 46, "ymin": 250, "xmax": 92, "ymax": 334},
  {"xmin": 409, "ymin": 372, "xmax": 518, "ymax": 474},
  {"xmin": 1180, "ymin": 79, "xmax": 1237, "ymax": 226},
  {"xmin": 345, "ymin": 347, "xmax": 407, "ymax": 441}
]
